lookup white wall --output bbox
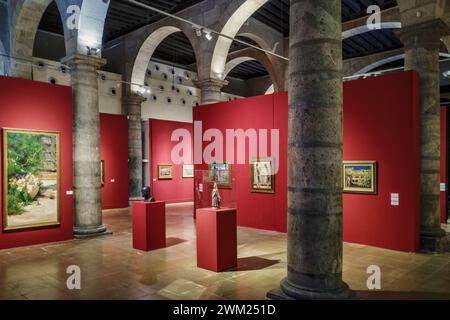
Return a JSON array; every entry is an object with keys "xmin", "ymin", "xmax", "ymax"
[
  {"xmin": 31, "ymin": 57, "xmax": 123, "ymax": 115},
  {"xmin": 29, "ymin": 57, "xmax": 242, "ymax": 122},
  {"xmin": 140, "ymin": 60, "xmax": 241, "ymax": 123}
]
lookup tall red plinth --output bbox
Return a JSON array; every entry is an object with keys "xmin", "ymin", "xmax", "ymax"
[
  {"xmin": 132, "ymin": 201, "xmax": 166, "ymax": 251},
  {"xmin": 196, "ymin": 207, "xmax": 237, "ymax": 272}
]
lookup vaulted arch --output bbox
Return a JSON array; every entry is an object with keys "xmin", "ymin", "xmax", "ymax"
[
  {"xmin": 354, "ymin": 52, "xmax": 450, "ymax": 75},
  {"xmin": 130, "ymin": 23, "xmax": 200, "ymax": 93},
  {"xmin": 10, "ymin": 0, "xmax": 110, "ymax": 78},
  {"xmin": 211, "ymin": 0, "xmax": 269, "ymax": 78}
]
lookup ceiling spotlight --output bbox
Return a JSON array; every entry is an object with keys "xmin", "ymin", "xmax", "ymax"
[
  {"xmin": 204, "ymin": 30, "xmax": 213, "ymax": 41},
  {"xmin": 87, "ymin": 46, "xmax": 100, "ymax": 56},
  {"xmin": 443, "ymin": 70, "xmax": 450, "ymax": 78}
]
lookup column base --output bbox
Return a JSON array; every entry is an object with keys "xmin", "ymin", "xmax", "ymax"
[
  {"xmin": 420, "ymin": 228, "xmax": 450, "ymax": 252},
  {"xmin": 74, "ymin": 224, "xmax": 113, "ymax": 239},
  {"xmin": 267, "ymin": 278, "xmax": 354, "ymax": 300}
]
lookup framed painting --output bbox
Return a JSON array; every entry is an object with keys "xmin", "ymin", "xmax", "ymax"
[
  {"xmin": 158, "ymin": 164, "xmax": 173, "ymax": 180},
  {"xmin": 250, "ymin": 158, "xmax": 275, "ymax": 193},
  {"xmin": 343, "ymin": 161, "xmax": 377, "ymax": 194},
  {"xmin": 3, "ymin": 129, "xmax": 61, "ymax": 231},
  {"xmin": 208, "ymin": 162, "xmax": 232, "ymax": 189},
  {"xmin": 182, "ymin": 164, "xmax": 194, "ymax": 178},
  {"xmin": 101, "ymin": 160, "xmax": 105, "ymax": 186}
]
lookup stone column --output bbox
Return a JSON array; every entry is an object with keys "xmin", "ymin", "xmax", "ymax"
[
  {"xmin": 62, "ymin": 54, "xmax": 110, "ymax": 238},
  {"xmin": 396, "ymin": 19, "xmax": 450, "ymax": 251},
  {"xmin": 124, "ymin": 94, "xmax": 147, "ymax": 201},
  {"xmin": 194, "ymin": 78, "xmax": 228, "ymax": 104},
  {"xmin": 268, "ymin": 0, "xmax": 351, "ymax": 299}
]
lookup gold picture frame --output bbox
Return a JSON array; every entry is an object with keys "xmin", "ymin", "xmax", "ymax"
[
  {"xmin": 250, "ymin": 158, "xmax": 275, "ymax": 193},
  {"xmin": 182, "ymin": 164, "xmax": 194, "ymax": 178},
  {"xmin": 3, "ymin": 128, "xmax": 61, "ymax": 231},
  {"xmin": 208, "ymin": 162, "xmax": 232, "ymax": 189},
  {"xmin": 343, "ymin": 161, "xmax": 377, "ymax": 194},
  {"xmin": 101, "ymin": 160, "xmax": 105, "ymax": 186},
  {"xmin": 158, "ymin": 164, "xmax": 173, "ymax": 180}
]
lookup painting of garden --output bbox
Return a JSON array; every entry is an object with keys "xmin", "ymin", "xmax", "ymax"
[{"xmin": 3, "ymin": 129, "xmax": 60, "ymax": 231}]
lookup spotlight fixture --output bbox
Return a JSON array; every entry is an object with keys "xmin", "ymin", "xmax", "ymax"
[
  {"xmin": 204, "ymin": 29, "xmax": 213, "ymax": 41},
  {"xmin": 87, "ymin": 46, "xmax": 100, "ymax": 56},
  {"xmin": 443, "ymin": 70, "xmax": 450, "ymax": 78}
]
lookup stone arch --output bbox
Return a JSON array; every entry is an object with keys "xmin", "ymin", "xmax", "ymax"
[
  {"xmin": 223, "ymin": 48, "xmax": 285, "ymax": 92},
  {"xmin": 354, "ymin": 52, "xmax": 450, "ymax": 75},
  {"xmin": 11, "ymin": 0, "xmax": 110, "ymax": 66},
  {"xmin": 74, "ymin": 0, "xmax": 110, "ymax": 55},
  {"xmin": 11, "ymin": 0, "xmax": 55, "ymax": 58},
  {"xmin": 211, "ymin": 0, "xmax": 270, "ymax": 78},
  {"xmin": 0, "ymin": 39, "xmax": 6, "ymax": 75},
  {"xmin": 342, "ymin": 22, "xmax": 402, "ymax": 39},
  {"xmin": 224, "ymin": 57, "xmax": 256, "ymax": 78},
  {"xmin": 265, "ymin": 84, "xmax": 274, "ymax": 95},
  {"xmin": 130, "ymin": 24, "xmax": 200, "ymax": 93},
  {"xmin": 224, "ymin": 47, "xmax": 283, "ymax": 92}
]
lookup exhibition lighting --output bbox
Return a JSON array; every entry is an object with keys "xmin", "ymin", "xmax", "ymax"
[
  {"xmin": 126, "ymin": 0, "xmax": 289, "ymax": 62},
  {"xmin": 443, "ymin": 70, "xmax": 450, "ymax": 78}
]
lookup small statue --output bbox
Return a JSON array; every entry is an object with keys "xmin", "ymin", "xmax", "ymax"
[
  {"xmin": 212, "ymin": 182, "xmax": 221, "ymax": 209},
  {"xmin": 141, "ymin": 186, "xmax": 155, "ymax": 203}
]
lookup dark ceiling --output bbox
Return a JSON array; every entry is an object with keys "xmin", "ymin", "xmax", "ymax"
[{"xmin": 38, "ymin": 0, "xmax": 402, "ymax": 80}]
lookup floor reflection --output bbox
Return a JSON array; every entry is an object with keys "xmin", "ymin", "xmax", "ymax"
[{"xmin": 0, "ymin": 203, "xmax": 449, "ymax": 300}]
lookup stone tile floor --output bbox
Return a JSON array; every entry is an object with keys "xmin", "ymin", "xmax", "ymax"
[{"xmin": 0, "ymin": 203, "xmax": 449, "ymax": 300}]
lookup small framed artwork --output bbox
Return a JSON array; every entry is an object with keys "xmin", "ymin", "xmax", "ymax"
[
  {"xmin": 100, "ymin": 160, "xmax": 105, "ymax": 186},
  {"xmin": 250, "ymin": 158, "xmax": 275, "ymax": 193},
  {"xmin": 158, "ymin": 164, "xmax": 173, "ymax": 180},
  {"xmin": 182, "ymin": 164, "xmax": 194, "ymax": 178},
  {"xmin": 208, "ymin": 162, "xmax": 232, "ymax": 189},
  {"xmin": 343, "ymin": 161, "xmax": 377, "ymax": 194}
]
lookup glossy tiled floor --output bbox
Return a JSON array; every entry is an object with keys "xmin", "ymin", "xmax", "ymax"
[{"xmin": 0, "ymin": 203, "xmax": 449, "ymax": 300}]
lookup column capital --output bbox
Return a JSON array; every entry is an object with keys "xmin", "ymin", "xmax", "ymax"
[
  {"xmin": 124, "ymin": 93, "xmax": 147, "ymax": 105},
  {"xmin": 61, "ymin": 53, "xmax": 106, "ymax": 70},
  {"xmin": 395, "ymin": 19, "xmax": 450, "ymax": 49},
  {"xmin": 193, "ymin": 78, "xmax": 229, "ymax": 90}
]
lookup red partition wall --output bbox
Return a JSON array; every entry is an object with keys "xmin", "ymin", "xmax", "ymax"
[
  {"xmin": 0, "ymin": 76, "xmax": 73, "ymax": 249},
  {"xmin": 441, "ymin": 107, "xmax": 447, "ymax": 223},
  {"xmin": 194, "ymin": 72, "xmax": 421, "ymax": 251},
  {"xmin": 149, "ymin": 119, "xmax": 194, "ymax": 203},
  {"xmin": 343, "ymin": 71, "xmax": 421, "ymax": 252},
  {"xmin": 193, "ymin": 93, "xmax": 288, "ymax": 232},
  {"xmin": 100, "ymin": 113, "xmax": 129, "ymax": 209}
]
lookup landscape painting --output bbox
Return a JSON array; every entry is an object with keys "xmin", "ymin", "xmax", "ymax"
[
  {"xmin": 3, "ymin": 129, "xmax": 60, "ymax": 231},
  {"xmin": 158, "ymin": 164, "xmax": 173, "ymax": 180},
  {"xmin": 343, "ymin": 161, "xmax": 377, "ymax": 194},
  {"xmin": 208, "ymin": 162, "xmax": 232, "ymax": 188}
]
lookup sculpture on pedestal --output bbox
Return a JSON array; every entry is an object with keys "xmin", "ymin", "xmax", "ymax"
[
  {"xmin": 141, "ymin": 186, "xmax": 155, "ymax": 203},
  {"xmin": 212, "ymin": 182, "xmax": 221, "ymax": 209}
]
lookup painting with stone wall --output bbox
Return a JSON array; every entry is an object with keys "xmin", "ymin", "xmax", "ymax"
[{"xmin": 2, "ymin": 129, "xmax": 60, "ymax": 231}]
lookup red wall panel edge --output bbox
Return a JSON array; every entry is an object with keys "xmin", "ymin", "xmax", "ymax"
[{"xmin": 100, "ymin": 113, "xmax": 129, "ymax": 210}]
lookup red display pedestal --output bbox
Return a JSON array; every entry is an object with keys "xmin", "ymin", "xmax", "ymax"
[
  {"xmin": 196, "ymin": 207, "xmax": 237, "ymax": 272},
  {"xmin": 132, "ymin": 201, "xmax": 166, "ymax": 251}
]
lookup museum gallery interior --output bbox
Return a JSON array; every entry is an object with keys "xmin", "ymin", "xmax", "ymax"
[{"xmin": 0, "ymin": 0, "xmax": 449, "ymax": 301}]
